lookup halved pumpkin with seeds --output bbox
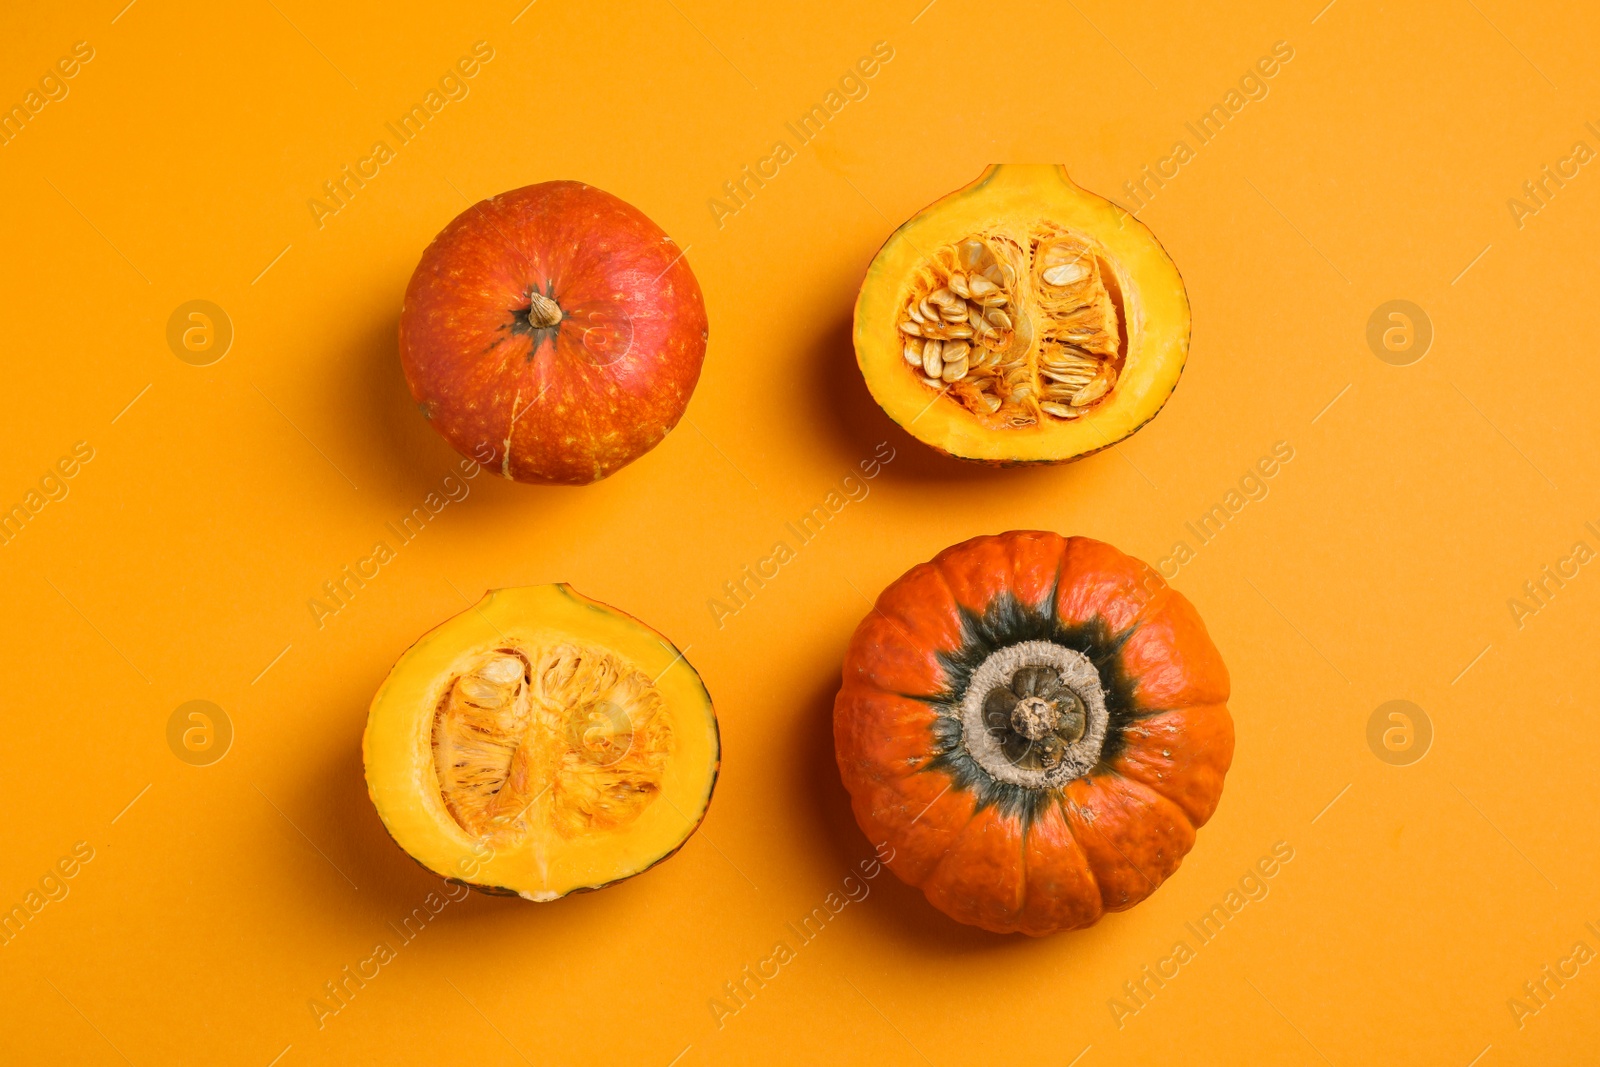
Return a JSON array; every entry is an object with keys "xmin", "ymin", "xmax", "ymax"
[
  {"xmin": 363, "ymin": 585, "xmax": 719, "ymax": 900},
  {"xmin": 855, "ymin": 164, "xmax": 1190, "ymax": 463}
]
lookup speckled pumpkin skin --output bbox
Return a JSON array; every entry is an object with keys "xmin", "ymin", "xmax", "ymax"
[
  {"xmin": 400, "ymin": 181, "xmax": 708, "ymax": 486},
  {"xmin": 834, "ymin": 532, "xmax": 1233, "ymax": 936}
]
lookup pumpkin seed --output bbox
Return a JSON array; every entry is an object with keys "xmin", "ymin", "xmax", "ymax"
[
  {"xmin": 1043, "ymin": 261, "xmax": 1088, "ymax": 287},
  {"xmin": 922, "ymin": 339, "xmax": 943, "ymax": 378},
  {"xmin": 457, "ymin": 676, "xmax": 505, "ymax": 704},
  {"xmin": 1038, "ymin": 241, "xmax": 1085, "ymax": 267},
  {"xmin": 479, "ymin": 656, "xmax": 524, "ymax": 685},
  {"xmin": 1071, "ymin": 375, "xmax": 1110, "ymax": 406},
  {"xmin": 903, "ymin": 341, "xmax": 923, "ymax": 366}
]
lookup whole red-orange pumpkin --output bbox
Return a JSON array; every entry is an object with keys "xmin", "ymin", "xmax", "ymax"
[
  {"xmin": 400, "ymin": 181, "xmax": 707, "ymax": 486},
  {"xmin": 834, "ymin": 531, "xmax": 1233, "ymax": 936}
]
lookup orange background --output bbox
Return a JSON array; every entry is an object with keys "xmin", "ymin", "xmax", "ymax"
[{"xmin": 3, "ymin": 1, "xmax": 1598, "ymax": 1063}]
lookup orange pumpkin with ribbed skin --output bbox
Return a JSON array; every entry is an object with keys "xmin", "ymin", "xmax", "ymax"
[{"xmin": 834, "ymin": 532, "xmax": 1232, "ymax": 936}]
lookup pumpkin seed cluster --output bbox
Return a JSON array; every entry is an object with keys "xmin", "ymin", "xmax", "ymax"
[
  {"xmin": 897, "ymin": 227, "xmax": 1125, "ymax": 427},
  {"xmin": 431, "ymin": 642, "xmax": 673, "ymax": 843}
]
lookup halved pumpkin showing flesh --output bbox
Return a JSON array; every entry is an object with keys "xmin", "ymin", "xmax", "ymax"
[
  {"xmin": 855, "ymin": 164, "xmax": 1190, "ymax": 463},
  {"xmin": 363, "ymin": 585, "xmax": 719, "ymax": 900}
]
